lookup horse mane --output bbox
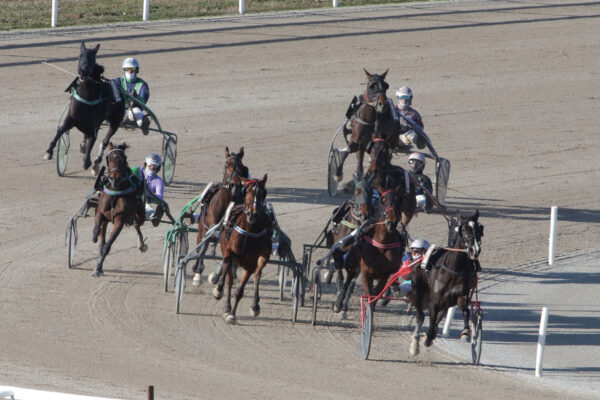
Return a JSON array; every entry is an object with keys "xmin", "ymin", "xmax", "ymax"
[{"xmin": 91, "ymin": 63, "xmax": 105, "ymax": 79}]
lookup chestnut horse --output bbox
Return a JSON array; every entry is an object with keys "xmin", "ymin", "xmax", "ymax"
[
  {"xmin": 44, "ymin": 41, "xmax": 124, "ymax": 171},
  {"xmin": 335, "ymin": 69, "xmax": 398, "ymax": 184},
  {"xmin": 410, "ymin": 210, "xmax": 484, "ymax": 356},
  {"xmin": 192, "ymin": 147, "xmax": 249, "ymax": 284},
  {"xmin": 332, "ymin": 187, "xmax": 406, "ymax": 316},
  {"xmin": 92, "ymin": 142, "xmax": 146, "ymax": 277},
  {"xmin": 212, "ymin": 175, "xmax": 272, "ymax": 324}
]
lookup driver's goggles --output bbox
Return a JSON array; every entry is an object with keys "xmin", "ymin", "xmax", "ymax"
[
  {"xmin": 411, "ymin": 249, "xmax": 424, "ymax": 256},
  {"xmin": 147, "ymin": 163, "xmax": 160, "ymax": 170},
  {"xmin": 124, "ymin": 67, "xmax": 136, "ymax": 73},
  {"xmin": 397, "ymin": 95, "xmax": 412, "ymax": 101}
]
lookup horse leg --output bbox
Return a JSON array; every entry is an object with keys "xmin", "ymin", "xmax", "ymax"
[
  {"xmin": 192, "ymin": 240, "xmax": 209, "ymax": 285},
  {"xmin": 93, "ymin": 219, "xmax": 123, "ymax": 277},
  {"xmin": 134, "ymin": 224, "xmax": 147, "ymax": 253},
  {"xmin": 93, "ymin": 124, "xmax": 117, "ymax": 174},
  {"xmin": 355, "ymin": 149, "xmax": 365, "ymax": 179},
  {"xmin": 249, "ymin": 256, "xmax": 269, "ymax": 317},
  {"xmin": 425, "ymin": 303, "xmax": 440, "ymax": 347},
  {"xmin": 457, "ymin": 296, "xmax": 471, "ymax": 342},
  {"xmin": 45, "ymin": 116, "xmax": 75, "ymax": 160},
  {"xmin": 213, "ymin": 255, "xmax": 231, "ymax": 300},
  {"xmin": 333, "ymin": 251, "xmax": 356, "ymax": 313},
  {"xmin": 410, "ymin": 305, "xmax": 425, "ymax": 356},
  {"xmin": 83, "ymin": 129, "xmax": 97, "ymax": 171}
]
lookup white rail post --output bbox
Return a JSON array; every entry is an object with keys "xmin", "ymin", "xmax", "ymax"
[
  {"xmin": 548, "ymin": 206, "xmax": 557, "ymax": 265},
  {"xmin": 535, "ymin": 307, "xmax": 549, "ymax": 377},
  {"xmin": 333, "ymin": 0, "xmax": 339, "ymax": 7},
  {"xmin": 51, "ymin": 0, "xmax": 58, "ymax": 27},
  {"xmin": 143, "ymin": 0, "xmax": 150, "ymax": 21},
  {"xmin": 441, "ymin": 306, "xmax": 456, "ymax": 337},
  {"xmin": 239, "ymin": 0, "xmax": 245, "ymax": 14}
]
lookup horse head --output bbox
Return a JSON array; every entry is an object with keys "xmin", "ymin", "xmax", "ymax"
[
  {"xmin": 78, "ymin": 41, "xmax": 103, "ymax": 82},
  {"xmin": 363, "ymin": 68, "xmax": 389, "ymax": 114},
  {"xmin": 454, "ymin": 210, "xmax": 484, "ymax": 260},
  {"xmin": 351, "ymin": 178, "xmax": 373, "ymax": 224},
  {"xmin": 242, "ymin": 174, "xmax": 267, "ymax": 224},
  {"xmin": 223, "ymin": 146, "xmax": 248, "ymax": 188},
  {"xmin": 367, "ymin": 137, "xmax": 392, "ymax": 173},
  {"xmin": 105, "ymin": 142, "xmax": 130, "ymax": 190},
  {"xmin": 379, "ymin": 185, "xmax": 403, "ymax": 232}
]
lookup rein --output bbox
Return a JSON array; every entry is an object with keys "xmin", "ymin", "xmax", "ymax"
[
  {"xmin": 234, "ymin": 225, "xmax": 267, "ymax": 238},
  {"xmin": 363, "ymin": 234, "xmax": 403, "ymax": 249}
]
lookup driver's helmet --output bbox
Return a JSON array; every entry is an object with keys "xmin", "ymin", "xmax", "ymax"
[
  {"xmin": 122, "ymin": 58, "xmax": 140, "ymax": 80},
  {"xmin": 408, "ymin": 152, "xmax": 425, "ymax": 174},
  {"xmin": 396, "ymin": 86, "xmax": 413, "ymax": 108},
  {"xmin": 410, "ymin": 238, "xmax": 430, "ymax": 260},
  {"xmin": 144, "ymin": 153, "xmax": 162, "ymax": 175}
]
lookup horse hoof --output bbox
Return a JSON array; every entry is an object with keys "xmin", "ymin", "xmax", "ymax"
[
  {"xmin": 461, "ymin": 333, "xmax": 471, "ymax": 343},
  {"xmin": 424, "ymin": 339, "xmax": 433, "ymax": 347},
  {"xmin": 332, "ymin": 303, "xmax": 341, "ymax": 313},
  {"xmin": 139, "ymin": 244, "xmax": 148, "ymax": 253},
  {"xmin": 43, "ymin": 152, "xmax": 52, "ymax": 161},
  {"xmin": 250, "ymin": 307, "xmax": 260, "ymax": 317},
  {"xmin": 339, "ymin": 311, "xmax": 348, "ymax": 320},
  {"xmin": 208, "ymin": 272, "xmax": 220, "ymax": 285},
  {"xmin": 334, "ymin": 173, "xmax": 343, "ymax": 182},
  {"xmin": 92, "ymin": 163, "xmax": 100, "ymax": 176},
  {"xmin": 92, "ymin": 269, "xmax": 103, "ymax": 277},
  {"xmin": 224, "ymin": 313, "xmax": 236, "ymax": 324},
  {"xmin": 212, "ymin": 286, "xmax": 223, "ymax": 299},
  {"xmin": 192, "ymin": 273, "xmax": 202, "ymax": 286},
  {"xmin": 83, "ymin": 159, "xmax": 92, "ymax": 170}
]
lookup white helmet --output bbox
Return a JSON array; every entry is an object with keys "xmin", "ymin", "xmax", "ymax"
[
  {"xmin": 145, "ymin": 153, "xmax": 162, "ymax": 166},
  {"xmin": 122, "ymin": 57, "xmax": 139, "ymax": 72},
  {"xmin": 408, "ymin": 152, "xmax": 426, "ymax": 173},
  {"xmin": 396, "ymin": 86, "xmax": 413, "ymax": 105},
  {"xmin": 410, "ymin": 238, "xmax": 430, "ymax": 250}
]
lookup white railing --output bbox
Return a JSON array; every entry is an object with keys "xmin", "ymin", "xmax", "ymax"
[{"xmin": 50, "ymin": 0, "xmax": 340, "ymax": 27}]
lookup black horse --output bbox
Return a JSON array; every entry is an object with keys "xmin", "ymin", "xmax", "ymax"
[
  {"xmin": 409, "ymin": 210, "xmax": 484, "ymax": 356},
  {"xmin": 44, "ymin": 41, "xmax": 124, "ymax": 172}
]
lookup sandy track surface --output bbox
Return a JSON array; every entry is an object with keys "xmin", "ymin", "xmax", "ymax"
[{"xmin": 1, "ymin": 1, "xmax": 599, "ymax": 398}]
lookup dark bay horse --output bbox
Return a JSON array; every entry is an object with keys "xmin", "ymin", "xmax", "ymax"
[
  {"xmin": 366, "ymin": 137, "xmax": 416, "ymax": 227},
  {"xmin": 332, "ymin": 187, "xmax": 406, "ymax": 316},
  {"xmin": 410, "ymin": 210, "xmax": 484, "ymax": 356},
  {"xmin": 213, "ymin": 175, "xmax": 272, "ymax": 324},
  {"xmin": 193, "ymin": 147, "xmax": 249, "ymax": 284},
  {"xmin": 92, "ymin": 142, "xmax": 146, "ymax": 277},
  {"xmin": 335, "ymin": 69, "xmax": 398, "ymax": 184},
  {"xmin": 44, "ymin": 41, "xmax": 124, "ymax": 172}
]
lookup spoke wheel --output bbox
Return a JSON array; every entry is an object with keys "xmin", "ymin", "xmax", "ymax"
[
  {"xmin": 162, "ymin": 137, "xmax": 177, "ymax": 186},
  {"xmin": 327, "ymin": 146, "xmax": 338, "ymax": 197},
  {"xmin": 471, "ymin": 309, "xmax": 483, "ymax": 365},
  {"xmin": 162, "ymin": 236, "xmax": 174, "ymax": 292},
  {"xmin": 278, "ymin": 264, "xmax": 287, "ymax": 301},
  {"xmin": 66, "ymin": 221, "xmax": 76, "ymax": 268},
  {"xmin": 57, "ymin": 131, "xmax": 70, "ymax": 177},
  {"xmin": 361, "ymin": 304, "xmax": 373, "ymax": 360},
  {"xmin": 311, "ymin": 271, "xmax": 321, "ymax": 326},
  {"xmin": 436, "ymin": 157, "xmax": 451, "ymax": 204},
  {"xmin": 291, "ymin": 275, "xmax": 300, "ymax": 324}
]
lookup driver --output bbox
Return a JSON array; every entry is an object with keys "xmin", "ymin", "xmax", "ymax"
[
  {"xmin": 407, "ymin": 152, "xmax": 433, "ymax": 213},
  {"xmin": 394, "ymin": 238, "xmax": 431, "ymax": 296},
  {"xmin": 131, "ymin": 153, "xmax": 165, "ymax": 226},
  {"xmin": 112, "ymin": 58, "xmax": 151, "ymax": 135},
  {"xmin": 395, "ymin": 86, "xmax": 424, "ymax": 148}
]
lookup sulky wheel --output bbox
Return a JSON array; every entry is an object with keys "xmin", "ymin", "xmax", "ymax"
[
  {"xmin": 311, "ymin": 269, "xmax": 321, "ymax": 326},
  {"xmin": 162, "ymin": 235, "xmax": 175, "ymax": 292},
  {"xmin": 361, "ymin": 304, "xmax": 373, "ymax": 360},
  {"xmin": 291, "ymin": 274, "xmax": 300, "ymax": 324},
  {"xmin": 327, "ymin": 145, "xmax": 339, "ymax": 197},
  {"xmin": 278, "ymin": 264, "xmax": 287, "ymax": 302},
  {"xmin": 435, "ymin": 157, "xmax": 451, "ymax": 204},
  {"xmin": 174, "ymin": 260, "xmax": 185, "ymax": 314},
  {"xmin": 66, "ymin": 220, "xmax": 76, "ymax": 268},
  {"xmin": 162, "ymin": 137, "xmax": 177, "ymax": 186},
  {"xmin": 471, "ymin": 309, "xmax": 483, "ymax": 365},
  {"xmin": 56, "ymin": 131, "xmax": 70, "ymax": 177}
]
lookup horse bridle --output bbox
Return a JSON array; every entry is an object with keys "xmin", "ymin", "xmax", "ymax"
[
  {"xmin": 106, "ymin": 148, "xmax": 128, "ymax": 189},
  {"xmin": 365, "ymin": 76, "xmax": 389, "ymax": 106},
  {"xmin": 223, "ymin": 155, "xmax": 245, "ymax": 189}
]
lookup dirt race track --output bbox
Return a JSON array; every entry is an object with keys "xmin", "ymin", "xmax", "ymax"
[{"xmin": 1, "ymin": 1, "xmax": 599, "ymax": 399}]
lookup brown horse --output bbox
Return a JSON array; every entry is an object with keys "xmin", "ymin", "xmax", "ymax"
[
  {"xmin": 409, "ymin": 210, "xmax": 484, "ymax": 356},
  {"xmin": 212, "ymin": 175, "xmax": 272, "ymax": 324},
  {"xmin": 335, "ymin": 69, "xmax": 398, "ymax": 185},
  {"xmin": 91, "ymin": 142, "xmax": 146, "ymax": 277},
  {"xmin": 192, "ymin": 147, "xmax": 249, "ymax": 284},
  {"xmin": 44, "ymin": 41, "xmax": 124, "ymax": 171},
  {"xmin": 332, "ymin": 187, "xmax": 406, "ymax": 316},
  {"xmin": 366, "ymin": 137, "xmax": 416, "ymax": 227}
]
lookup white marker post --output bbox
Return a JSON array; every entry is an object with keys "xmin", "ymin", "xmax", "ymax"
[
  {"xmin": 143, "ymin": 0, "xmax": 150, "ymax": 21},
  {"xmin": 239, "ymin": 0, "xmax": 245, "ymax": 14},
  {"xmin": 51, "ymin": 0, "xmax": 58, "ymax": 27},
  {"xmin": 535, "ymin": 307, "xmax": 549, "ymax": 377},
  {"xmin": 548, "ymin": 206, "xmax": 557, "ymax": 265},
  {"xmin": 333, "ymin": 0, "xmax": 339, "ymax": 7},
  {"xmin": 441, "ymin": 306, "xmax": 456, "ymax": 337}
]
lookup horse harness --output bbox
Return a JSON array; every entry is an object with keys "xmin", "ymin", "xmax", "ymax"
[{"xmin": 101, "ymin": 148, "xmax": 140, "ymax": 222}]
